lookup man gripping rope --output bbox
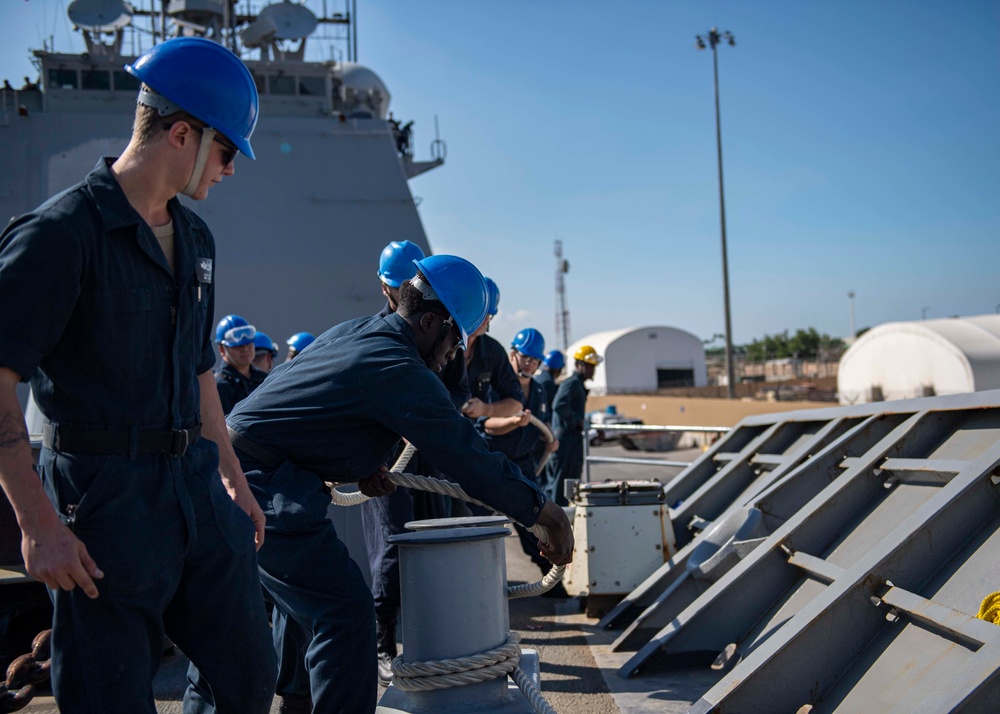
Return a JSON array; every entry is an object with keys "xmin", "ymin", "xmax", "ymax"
[{"xmin": 227, "ymin": 255, "xmax": 573, "ymax": 713}]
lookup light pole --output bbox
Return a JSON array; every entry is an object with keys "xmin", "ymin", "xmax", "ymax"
[
  {"xmin": 922, "ymin": 306, "xmax": 931, "ymax": 321},
  {"xmin": 696, "ymin": 27, "xmax": 737, "ymax": 399},
  {"xmin": 848, "ymin": 290, "xmax": 856, "ymax": 339}
]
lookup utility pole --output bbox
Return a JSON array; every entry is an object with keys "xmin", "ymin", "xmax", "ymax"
[
  {"xmin": 848, "ymin": 290, "xmax": 856, "ymax": 339},
  {"xmin": 696, "ymin": 27, "xmax": 737, "ymax": 399},
  {"xmin": 554, "ymin": 240, "xmax": 570, "ymax": 352}
]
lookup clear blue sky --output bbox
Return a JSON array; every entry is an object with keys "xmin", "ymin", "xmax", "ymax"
[{"xmin": 2, "ymin": 1, "xmax": 998, "ymax": 352}]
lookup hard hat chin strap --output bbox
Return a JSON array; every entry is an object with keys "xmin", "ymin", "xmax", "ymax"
[{"xmin": 182, "ymin": 126, "xmax": 216, "ymax": 197}]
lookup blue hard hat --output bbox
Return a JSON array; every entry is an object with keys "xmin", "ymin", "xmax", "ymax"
[
  {"xmin": 511, "ymin": 328, "xmax": 546, "ymax": 361},
  {"xmin": 543, "ymin": 350, "xmax": 565, "ymax": 370},
  {"xmin": 125, "ymin": 37, "xmax": 259, "ymax": 159},
  {"xmin": 286, "ymin": 332, "xmax": 316, "ymax": 353},
  {"xmin": 216, "ymin": 314, "xmax": 256, "ymax": 347},
  {"xmin": 413, "ymin": 255, "xmax": 487, "ymax": 350},
  {"xmin": 484, "ymin": 277, "xmax": 500, "ymax": 316},
  {"xmin": 378, "ymin": 240, "xmax": 425, "ymax": 288},
  {"xmin": 253, "ymin": 331, "xmax": 278, "ymax": 356}
]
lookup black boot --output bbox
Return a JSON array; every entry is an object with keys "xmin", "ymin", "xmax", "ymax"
[{"xmin": 376, "ymin": 617, "xmax": 398, "ymax": 687}]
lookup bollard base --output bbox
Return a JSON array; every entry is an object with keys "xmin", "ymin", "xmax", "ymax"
[{"xmin": 376, "ymin": 649, "xmax": 540, "ymax": 714}]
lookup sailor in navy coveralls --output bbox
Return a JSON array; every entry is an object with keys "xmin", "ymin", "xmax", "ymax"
[
  {"xmin": 361, "ymin": 240, "xmax": 473, "ymax": 687},
  {"xmin": 0, "ymin": 38, "xmax": 275, "ymax": 714},
  {"xmin": 548, "ymin": 345, "xmax": 602, "ymax": 506},
  {"xmin": 227, "ymin": 256, "xmax": 574, "ymax": 713},
  {"xmin": 480, "ymin": 329, "xmax": 561, "ymax": 577}
]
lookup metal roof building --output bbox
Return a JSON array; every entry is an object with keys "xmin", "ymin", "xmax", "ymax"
[
  {"xmin": 566, "ymin": 326, "xmax": 707, "ymax": 396},
  {"xmin": 837, "ymin": 314, "xmax": 1000, "ymax": 404}
]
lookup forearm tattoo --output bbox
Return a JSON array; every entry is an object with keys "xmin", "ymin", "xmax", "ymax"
[{"xmin": 0, "ymin": 412, "xmax": 29, "ymax": 450}]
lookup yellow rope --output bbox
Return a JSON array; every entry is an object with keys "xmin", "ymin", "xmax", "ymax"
[{"xmin": 977, "ymin": 592, "xmax": 1000, "ymax": 625}]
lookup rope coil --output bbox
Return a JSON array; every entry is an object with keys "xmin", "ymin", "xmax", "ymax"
[
  {"xmin": 391, "ymin": 632, "xmax": 557, "ymax": 714},
  {"xmin": 391, "ymin": 632, "xmax": 520, "ymax": 692},
  {"xmin": 977, "ymin": 591, "xmax": 1000, "ymax": 625}
]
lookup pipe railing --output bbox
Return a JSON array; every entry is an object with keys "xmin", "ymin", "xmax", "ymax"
[{"xmin": 582, "ymin": 421, "xmax": 730, "ymax": 483}]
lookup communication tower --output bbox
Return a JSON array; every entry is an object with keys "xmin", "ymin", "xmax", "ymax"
[{"xmin": 554, "ymin": 240, "xmax": 570, "ymax": 351}]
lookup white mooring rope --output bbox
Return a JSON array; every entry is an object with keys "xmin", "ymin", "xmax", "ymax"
[
  {"xmin": 527, "ymin": 414, "xmax": 555, "ymax": 476},
  {"xmin": 330, "ymin": 470, "xmax": 555, "ymax": 553},
  {"xmin": 391, "ymin": 632, "xmax": 557, "ymax": 714},
  {"xmin": 330, "ymin": 441, "xmax": 565, "ymax": 713}
]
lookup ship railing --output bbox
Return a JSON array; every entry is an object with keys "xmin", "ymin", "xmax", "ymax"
[{"xmin": 581, "ymin": 422, "xmax": 730, "ymax": 484}]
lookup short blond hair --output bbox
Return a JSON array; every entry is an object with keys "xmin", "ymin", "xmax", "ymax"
[{"xmin": 132, "ymin": 84, "xmax": 197, "ymax": 148}]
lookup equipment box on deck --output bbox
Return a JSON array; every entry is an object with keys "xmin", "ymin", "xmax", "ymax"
[{"xmin": 563, "ymin": 481, "xmax": 676, "ymax": 613}]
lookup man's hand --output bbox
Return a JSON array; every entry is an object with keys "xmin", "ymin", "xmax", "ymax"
[
  {"xmin": 358, "ymin": 465, "xmax": 396, "ymax": 497},
  {"xmin": 546, "ymin": 438, "xmax": 560, "ymax": 454},
  {"xmin": 533, "ymin": 500, "xmax": 574, "ymax": 565},
  {"xmin": 513, "ymin": 410, "xmax": 531, "ymax": 428},
  {"xmin": 22, "ymin": 512, "xmax": 103, "ymax": 598},
  {"xmin": 226, "ymin": 477, "xmax": 266, "ymax": 550},
  {"xmin": 461, "ymin": 398, "xmax": 487, "ymax": 419}
]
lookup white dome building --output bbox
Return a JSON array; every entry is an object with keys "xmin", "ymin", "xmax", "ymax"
[
  {"xmin": 837, "ymin": 314, "xmax": 1000, "ymax": 405},
  {"xmin": 566, "ymin": 326, "xmax": 707, "ymax": 396}
]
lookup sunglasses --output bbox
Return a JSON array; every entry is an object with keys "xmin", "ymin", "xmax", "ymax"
[
  {"xmin": 436, "ymin": 313, "xmax": 463, "ymax": 349},
  {"xmin": 163, "ymin": 121, "xmax": 239, "ymax": 166}
]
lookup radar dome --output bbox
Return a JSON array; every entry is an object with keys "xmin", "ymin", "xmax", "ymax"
[
  {"xmin": 335, "ymin": 63, "xmax": 391, "ymax": 120},
  {"xmin": 68, "ymin": 0, "xmax": 133, "ymax": 32},
  {"xmin": 258, "ymin": 1, "xmax": 318, "ymax": 41}
]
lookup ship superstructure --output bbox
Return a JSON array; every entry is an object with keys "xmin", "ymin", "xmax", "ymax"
[{"xmin": 1, "ymin": 0, "xmax": 443, "ymax": 352}]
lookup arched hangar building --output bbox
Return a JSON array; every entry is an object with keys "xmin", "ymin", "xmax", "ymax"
[
  {"xmin": 837, "ymin": 314, "xmax": 1000, "ymax": 405},
  {"xmin": 566, "ymin": 326, "xmax": 707, "ymax": 396}
]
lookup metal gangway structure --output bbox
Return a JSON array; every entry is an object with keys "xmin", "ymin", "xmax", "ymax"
[{"xmin": 593, "ymin": 389, "xmax": 1000, "ymax": 713}]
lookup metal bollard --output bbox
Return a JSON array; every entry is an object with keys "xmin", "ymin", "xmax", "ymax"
[{"xmin": 376, "ymin": 520, "xmax": 538, "ymax": 713}]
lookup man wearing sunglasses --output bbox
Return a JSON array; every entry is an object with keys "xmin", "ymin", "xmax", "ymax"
[
  {"xmin": 361, "ymin": 239, "xmax": 473, "ymax": 690},
  {"xmin": 226, "ymin": 255, "xmax": 574, "ymax": 713},
  {"xmin": 0, "ymin": 38, "xmax": 276, "ymax": 713}
]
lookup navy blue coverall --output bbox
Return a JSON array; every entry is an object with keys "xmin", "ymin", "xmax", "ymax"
[
  {"xmin": 0, "ymin": 159, "xmax": 276, "ymax": 713},
  {"xmin": 535, "ymin": 369, "xmax": 558, "ymax": 413},
  {"xmin": 548, "ymin": 371, "xmax": 589, "ymax": 506},
  {"xmin": 466, "ymin": 333, "xmax": 524, "ymax": 406},
  {"xmin": 481, "ymin": 377, "xmax": 552, "ymax": 572},
  {"xmin": 227, "ymin": 312, "xmax": 547, "ymax": 713},
  {"xmin": 361, "ymin": 302, "xmax": 470, "ymax": 631},
  {"xmin": 465, "ymin": 334, "xmax": 524, "ymax": 518},
  {"xmin": 214, "ymin": 361, "xmax": 267, "ymax": 415}
]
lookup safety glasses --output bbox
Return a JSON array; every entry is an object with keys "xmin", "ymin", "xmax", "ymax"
[
  {"xmin": 224, "ymin": 324, "xmax": 256, "ymax": 345},
  {"xmin": 515, "ymin": 352, "xmax": 542, "ymax": 368}
]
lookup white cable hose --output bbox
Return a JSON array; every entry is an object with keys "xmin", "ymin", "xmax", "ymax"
[{"xmin": 390, "ymin": 632, "xmax": 558, "ymax": 714}]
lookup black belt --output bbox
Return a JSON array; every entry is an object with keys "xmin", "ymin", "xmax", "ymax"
[
  {"xmin": 42, "ymin": 423, "xmax": 200, "ymax": 458},
  {"xmin": 227, "ymin": 426, "xmax": 281, "ymax": 466}
]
